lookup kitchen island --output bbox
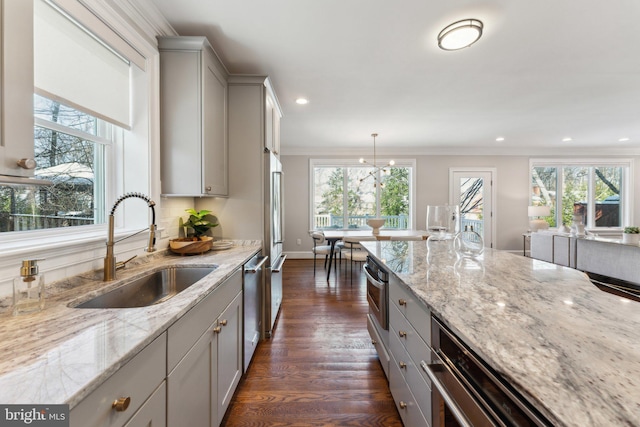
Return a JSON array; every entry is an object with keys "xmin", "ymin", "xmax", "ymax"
[
  {"xmin": 361, "ymin": 240, "xmax": 640, "ymax": 427},
  {"xmin": 0, "ymin": 241, "xmax": 261, "ymax": 411}
]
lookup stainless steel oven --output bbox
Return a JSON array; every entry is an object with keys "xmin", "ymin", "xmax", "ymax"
[
  {"xmin": 364, "ymin": 256, "xmax": 389, "ymax": 330},
  {"xmin": 422, "ymin": 316, "xmax": 551, "ymax": 427}
]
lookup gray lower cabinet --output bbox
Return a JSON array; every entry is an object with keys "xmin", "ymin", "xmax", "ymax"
[
  {"xmin": 388, "ymin": 276, "xmax": 432, "ymax": 427},
  {"xmin": 167, "ymin": 268, "xmax": 243, "ymax": 427},
  {"xmin": 69, "ymin": 266, "xmax": 246, "ymax": 427},
  {"xmin": 70, "ymin": 334, "xmax": 167, "ymax": 427}
]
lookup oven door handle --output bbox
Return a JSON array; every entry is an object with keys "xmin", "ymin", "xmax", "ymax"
[
  {"xmin": 363, "ymin": 264, "xmax": 385, "ymax": 288},
  {"xmin": 421, "ymin": 359, "xmax": 474, "ymax": 427}
]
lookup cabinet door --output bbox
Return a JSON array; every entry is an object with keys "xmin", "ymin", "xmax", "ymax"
[
  {"xmin": 124, "ymin": 382, "xmax": 166, "ymax": 427},
  {"xmin": 216, "ymin": 291, "xmax": 243, "ymax": 425},
  {"xmin": 167, "ymin": 325, "xmax": 218, "ymax": 427},
  {"xmin": 0, "ymin": 0, "xmax": 35, "ymax": 178},
  {"xmin": 264, "ymin": 93, "xmax": 275, "ymax": 153},
  {"xmin": 202, "ymin": 47, "xmax": 228, "ymax": 196}
]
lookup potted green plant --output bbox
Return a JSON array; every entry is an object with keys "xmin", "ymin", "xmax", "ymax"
[
  {"xmin": 170, "ymin": 209, "xmax": 219, "ymax": 254},
  {"xmin": 182, "ymin": 209, "xmax": 218, "ymax": 239},
  {"xmin": 622, "ymin": 226, "xmax": 640, "ymax": 245}
]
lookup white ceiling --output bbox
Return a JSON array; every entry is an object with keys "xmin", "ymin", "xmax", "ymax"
[{"xmin": 148, "ymin": 0, "xmax": 640, "ymax": 156}]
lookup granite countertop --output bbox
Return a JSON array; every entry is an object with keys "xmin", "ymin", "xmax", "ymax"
[
  {"xmin": 0, "ymin": 241, "xmax": 261, "ymax": 409},
  {"xmin": 361, "ymin": 240, "xmax": 640, "ymax": 427}
]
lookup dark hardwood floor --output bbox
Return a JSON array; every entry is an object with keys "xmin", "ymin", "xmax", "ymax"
[{"xmin": 221, "ymin": 258, "xmax": 403, "ymax": 426}]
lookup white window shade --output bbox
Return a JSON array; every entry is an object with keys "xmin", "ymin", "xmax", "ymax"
[{"xmin": 34, "ymin": 0, "xmax": 131, "ymax": 129}]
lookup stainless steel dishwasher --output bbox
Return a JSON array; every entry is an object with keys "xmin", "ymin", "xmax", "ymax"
[{"xmin": 243, "ymin": 253, "xmax": 268, "ymax": 372}]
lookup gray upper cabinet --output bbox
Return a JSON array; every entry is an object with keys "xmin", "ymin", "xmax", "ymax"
[
  {"xmin": 159, "ymin": 36, "xmax": 228, "ymax": 197},
  {"xmin": 0, "ymin": 0, "xmax": 36, "ymax": 179}
]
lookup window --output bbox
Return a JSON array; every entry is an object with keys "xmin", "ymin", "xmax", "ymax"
[
  {"xmin": 311, "ymin": 159, "xmax": 414, "ymax": 230},
  {"xmin": 0, "ymin": 95, "xmax": 116, "ymax": 233},
  {"xmin": 530, "ymin": 159, "xmax": 633, "ymax": 230},
  {"xmin": 0, "ymin": 0, "xmax": 142, "ymax": 234}
]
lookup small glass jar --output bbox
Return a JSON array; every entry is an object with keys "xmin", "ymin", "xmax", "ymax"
[{"xmin": 454, "ymin": 225, "xmax": 484, "ymax": 258}]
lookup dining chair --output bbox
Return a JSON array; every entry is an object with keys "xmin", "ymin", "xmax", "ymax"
[
  {"xmin": 341, "ymin": 236, "xmax": 376, "ymax": 283},
  {"xmin": 311, "ymin": 232, "xmax": 334, "ymax": 275}
]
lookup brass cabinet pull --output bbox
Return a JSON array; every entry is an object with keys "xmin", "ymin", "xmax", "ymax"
[
  {"xmin": 399, "ymin": 330, "xmax": 407, "ymax": 338},
  {"xmin": 399, "ymin": 361, "xmax": 407, "ymax": 369},
  {"xmin": 398, "ymin": 299, "xmax": 407, "ymax": 306},
  {"xmin": 212, "ymin": 326, "xmax": 222, "ymax": 334},
  {"xmin": 371, "ymin": 339, "xmax": 377, "ymax": 345},
  {"xmin": 399, "ymin": 401, "xmax": 407, "ymax": 409},
  {"xmin": 112, "ymin": 397, "xmax": 131, "ymax": 412},
  {"xmin": 219, "ymin": 319, "xmax": 228, "ymax": 326}
]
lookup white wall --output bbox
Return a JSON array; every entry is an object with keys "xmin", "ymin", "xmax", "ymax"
[{"xmin": 281, "ymin": 154, "xmax": 640, "ymax": 256}]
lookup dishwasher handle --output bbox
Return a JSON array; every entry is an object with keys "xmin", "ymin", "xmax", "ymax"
[{"xmin": 244, "ymin": 256, "xmax": 269, "ymax": 273}]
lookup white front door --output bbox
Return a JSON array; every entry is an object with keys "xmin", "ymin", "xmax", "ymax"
[{"xmin": 449, "ymin": 169, "xmax": 496, "ymax": 248}]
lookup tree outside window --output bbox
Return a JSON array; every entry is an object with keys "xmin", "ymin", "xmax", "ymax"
[
  {"xmin": 312, "ymin": 163, "xmax": 412, "ymax": 230},
  {"xmin": 530, "ymin": 162, "xmax": 626, "ymax": 229}
]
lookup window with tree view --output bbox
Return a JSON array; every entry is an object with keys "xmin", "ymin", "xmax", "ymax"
[
  {"xmin": 312, "ymin": 161, "xmax": 412, "ymax": 230},
  {"xmin": 531, "ymin": 160, "xmax": 629, "ymax": 229},
  {"xmin": 0, "ymin": 95, "xmax": 112, "ymax": 233}
]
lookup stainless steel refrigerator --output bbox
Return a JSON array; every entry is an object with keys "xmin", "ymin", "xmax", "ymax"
[{"xmin": 264, "ymin": 151, "xmax": 286, "ymax": 338}]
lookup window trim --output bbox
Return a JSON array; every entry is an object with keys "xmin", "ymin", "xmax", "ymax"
[
  {"xmin": 529, "ymin": 158, "xmax": 634, "ymax": 231},
  {"xmin": 309, "ymin": 158, "xmax": 417, "ymax": 231}
]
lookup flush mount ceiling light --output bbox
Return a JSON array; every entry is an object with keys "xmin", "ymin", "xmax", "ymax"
[
  {"xmin": 295, "ymin": 97, "xmax": 309, "ymax": 105},
  {"xmin": 437, "ymin": 19, "xmax": 483, "ymax": 51}
]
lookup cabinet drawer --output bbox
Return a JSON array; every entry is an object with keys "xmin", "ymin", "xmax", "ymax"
[
  {"xmin": 390, "ymin": 277, "xmax": 431, "ymax": 344},
  {"xmin": 367, "ymin": 314, "xmax": 389, "ymax": 379},
  {"xmin": 70, "ymin": 333, "xmax": 166, "ymax": 427},
  {"xmin": 389, "ymin": 325, "xmax": 432, "ymax": 421},
  {"xmin": 389, "ymin": 349, "xmax": 429, "ymax": 427},
  {"xmin": 168, "ymin": 269, "xmax": 242, "ymax": 372},
  {"xmin": 124, "ymin": 382, "xmax": 166, "ymax": 427},
  {"xmin": 390, "ymin": 303, "xmax": 432, "ymax": 390}
]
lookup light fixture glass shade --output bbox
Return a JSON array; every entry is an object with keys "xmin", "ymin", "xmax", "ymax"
[{"xmin": 438, "ymin": 19, "xmax": 483, "ymax": 51}]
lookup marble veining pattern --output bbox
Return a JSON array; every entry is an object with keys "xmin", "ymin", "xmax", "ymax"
[
  {"xmin": 362, "ymin": 240, "xmax": 640, "ymax": 427},
  {"xmin": 0, "ymin": 241, "xmax": 261, "ymax": 408}
]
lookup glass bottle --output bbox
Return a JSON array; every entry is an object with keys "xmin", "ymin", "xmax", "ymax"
[
  {"xmin": 13, "ymin": 260, "xmax": 45, "ymax": 315},
  {"xmin": 454, "ymin": 225, "xmax": 484, "ymax": 258}
]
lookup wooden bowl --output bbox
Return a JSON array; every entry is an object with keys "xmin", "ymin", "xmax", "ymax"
[{"xmin": 169, "ymin": 237, "xmax": 213, "ymax": 255}]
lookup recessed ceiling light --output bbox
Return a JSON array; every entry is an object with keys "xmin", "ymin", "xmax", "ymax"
[
  {"xmin": 295, "ymin": 98, "xmax": 309, "ymax": 105},
  {"xmin": 562, "ymin": 137, "xmax": 572, "ymax": 142},
  {"xmin": 495, "ymin": 137, "xmax": 505, "ymax": 142},
  {"xmin": 437, "ymin": 19, "xmax": 484, "ymax": 51},
  {"xmin": 619, "ymin": 137, "xmax": 630, "ymax": 142}
]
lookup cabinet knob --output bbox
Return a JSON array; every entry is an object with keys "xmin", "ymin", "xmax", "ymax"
[
  {"xmin": 112, "ymin": 397, "xmax": 131, "ymax": 412},
  {"xmin": 371, "ymin": 339, "xmax": 377, "ymax": 345},
  {"xmin": 205, "ymin": 186, "xmax": 212, "ymax": 192},
  {"xmin": 398, "ymin": 299, "xmax": 407, "ymax": 306},
  {"xmin": 219, "ymin": 319, "xmax": 228, "ymax": 326},
  {"xmin": 399, "ymin": 330, "xmax": 407, "ymax": 338},
  {"xmin": 399, "ymin": 401, "xmax": 407, "ymax": 409},
  {"xmin": 212, "ymin": 326, "xmax": 222, "ymax": 334},
  {"xmin": 17, "ymin": 158, "xmax": 37, "ymax": 170},
  {"xmin": 399, "ymin": 361, "xmax": 407, "ymax": 369}
]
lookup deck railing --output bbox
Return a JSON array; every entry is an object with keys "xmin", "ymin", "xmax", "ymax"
[
  {"xmin": 0, "ymin": 213, "xmax": 95, "ymax": 232},
  {"xmin": 314, "ymin": 214, "xmax": 409, "ymax": 230}
]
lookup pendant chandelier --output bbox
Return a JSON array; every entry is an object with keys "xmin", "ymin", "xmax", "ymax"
[{"xmin": 359, "ymin": 133, "xmax": 395, "ymax": 187}]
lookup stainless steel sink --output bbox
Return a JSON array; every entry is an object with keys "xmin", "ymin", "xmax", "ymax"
[{"xmin": 74, "ymin": 266, "xmax": 215, "ymax": 308}]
